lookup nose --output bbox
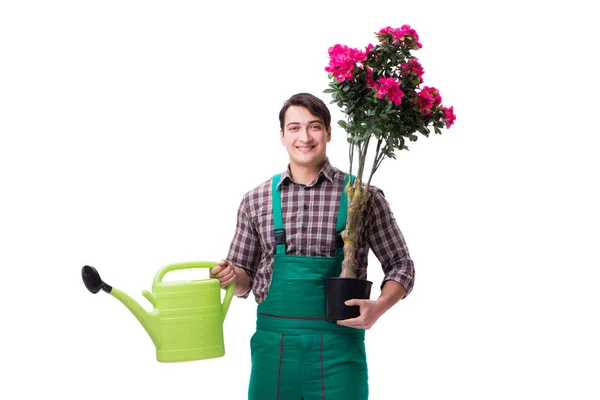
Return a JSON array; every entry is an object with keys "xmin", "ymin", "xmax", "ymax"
[{"xmin": 299, "ymin": 126, "xmax": 311, "ymax": 142}]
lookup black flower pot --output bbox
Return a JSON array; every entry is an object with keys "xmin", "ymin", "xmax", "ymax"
[{"xmin": 325, "ymin": 277, "xmax": 373, "ymax": 322}]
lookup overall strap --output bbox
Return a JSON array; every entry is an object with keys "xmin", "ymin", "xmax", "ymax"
[
  {"xmin": 271, "ymin": 173, "xmax": 355, "ymax": 256},
  {"xmin": 271, "ymin": 174, "xmax": 286, "ymax": 255},
  {"xmin": 335, "ymin": 174, "xmax": 354, "ymax": 257}
]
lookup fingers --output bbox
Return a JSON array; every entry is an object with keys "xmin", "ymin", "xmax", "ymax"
[
  {"xmin": 336, "ymin": 317, "xmax": 361, "ymax": 327},
  {"xmin": 344, "ymin": 299, "xmax": 357, "ymax": 307},
  {"xmin": 336, "ymin": 299, "xmax": 372, "ymax": 329},
  {"xmin": 344, "ymin": 299, "xmax": 366, "ymax": 307},
  {"xmin": 210, "ymin": 260, "xmax": 236, "ymax": 288},
  {"xmin": 217, "ymin": 259, "xmax": 229, "ymax": 268},
  {"xmin": 337, "ymin": 316, "xmax": 373, "ymax": 330},
  {"xmin": 220, "ymin": 269, "xmax": 236, "ymax": 287},
  {"xmin": 210, "ymin": 259, "xmax": 230, "ymax": 276},
  {"xmin": 210, "ymin": 265, "xmax": 225, "ymax": 276},
  {"xmin": 211, "ymin": 265, "xmax": 234, "ymax": 279}
]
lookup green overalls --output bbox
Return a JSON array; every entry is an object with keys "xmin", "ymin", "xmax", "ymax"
[{"xmin": 248, "ymin": 174, "xmax": 369, "ymax": 400}]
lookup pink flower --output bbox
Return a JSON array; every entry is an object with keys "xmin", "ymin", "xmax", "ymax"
[
  {"xmin": 443, "ymin": 106, "xmax": 456, "ymax": 128},
  {"xmin": 400, "ymin": 59, "xmax": 424, "ymax": 83},
  {"xmin": 373, "ymin": 77, "xmax": 404, "ymax": 105},
  {"xmin": 376, "ymin": 25, "xmax": 422, "ymax": 49},
  {"xmin": 414, "ymin": 94, "xmax": 433, "ymax": 115},
  {"xmin": 399, "ymin": 24, "xmax": 422, "ymax": 48},
  {"xmin": 414, "ymin": 86, "xmax": 442, "ymax": 115},
  {"xmin": 325, "ymin": 44, "xmax": 367, "ymax": 83},
  {"xmin": 422, "ymin": 86, "xmax": 442, "ymax": 106},
  {"xmin": 377, "ymin": 26, "xmax": 395, "ymax": 42}
]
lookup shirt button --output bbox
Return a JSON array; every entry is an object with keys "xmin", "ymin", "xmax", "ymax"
[
  {"xmin": 302, "ymin": 226, "xmax": 307, "ymax": 231},
  {"xmin": 303, "ymin": 204, "xmax": 309, "ymax": 210}
]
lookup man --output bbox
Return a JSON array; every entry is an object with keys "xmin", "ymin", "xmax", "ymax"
[{"xmin": 210, "ymin": 93, "xmax": 414, "ymax": 399}]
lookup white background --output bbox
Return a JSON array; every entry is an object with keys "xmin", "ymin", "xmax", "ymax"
[{"xmin": 1, "ymin": 1, "xmax": 598, "ymax": 399}]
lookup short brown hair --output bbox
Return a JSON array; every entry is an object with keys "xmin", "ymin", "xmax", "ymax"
[{"xmin": 279, "ymin": 93, "xmax": 331, "ymax": 131}]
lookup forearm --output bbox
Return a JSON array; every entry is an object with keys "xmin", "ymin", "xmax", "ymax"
[
  {"xmin": 375, "ymin": 280, "xmax": 406, "ymax": 313},
  {"xmin": 233, "ymin": 266, "xmax": 251, "ymax": 297},
  {"xmin": 366, "ymin": 188, "xmax": 415, "ymax": 298}
]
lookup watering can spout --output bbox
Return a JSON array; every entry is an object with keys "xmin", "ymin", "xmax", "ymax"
[
  {"xmin": 110, "ymin": 287, "xmax": 160, "ymax": 346},
  {"xmin": 81, "ymin": 265, "xmax": 160, "ymax": 347}
]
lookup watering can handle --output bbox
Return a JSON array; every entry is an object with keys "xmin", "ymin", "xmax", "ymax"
[{"xmin": 153, "ymin": 261, "xmax": 234, "ymax": 321}]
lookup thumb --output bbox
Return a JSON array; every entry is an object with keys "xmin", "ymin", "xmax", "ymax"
[{"xmin": 345, "ymin": 299, "xmax": 365, "ymax": 307}]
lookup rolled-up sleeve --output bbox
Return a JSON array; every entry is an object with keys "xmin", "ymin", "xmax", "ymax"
[
  {"xmin": 226, "ymin": 195, "xmax": 261, "ymax": 298},
  {"xmin": 366, "ymin": 188, "xmax": 415, "ymax": 298}
]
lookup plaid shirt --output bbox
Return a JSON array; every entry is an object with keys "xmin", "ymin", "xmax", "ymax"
[{"xmin": 227, "ymin": 158, "xmax": 415, "ymax": 303}]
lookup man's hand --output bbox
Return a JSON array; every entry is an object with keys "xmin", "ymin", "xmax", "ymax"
[
  {"xmin": 336, "ymin": 280, "xmax": 407, "ymax": 330},
  {"xmin": 336, "ymin": 299, "xmax": 385, "ymax": 330},
  {"xmin": 210, "ymin": 259, "xmax": 237, "ymax": 289}
]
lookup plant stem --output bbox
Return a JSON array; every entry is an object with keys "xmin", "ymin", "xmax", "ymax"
[
  {"xmin": 340, "ymin": 133, "xmax": 372, "ymax": 279},
  {"xmin": 348, "ymin": 140, "xmax": 354, "ymax": 178},
  {"xmin": 356, "ymin": 136, "xmax": 370, "ymax": 187},
  {"xmin": 367, "ymin": 137, "xmax": 383, "ymax": 187},
  {"xmin": 370, "ymin": 148, "xmax": 386, "ymax": 182},
  {"xmin": 340, "ymin": 175, "xmax": 370, "ymax": 279}
]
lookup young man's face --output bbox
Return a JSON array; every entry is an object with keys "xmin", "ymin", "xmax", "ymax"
[{"xmin": 280, "ymin": 105, "xmax": 331, "ymax": 171}]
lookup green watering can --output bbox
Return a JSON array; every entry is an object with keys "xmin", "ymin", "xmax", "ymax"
[{"xmin": 81, "ymin": 261, "xmax": 234, "ymax": 362}]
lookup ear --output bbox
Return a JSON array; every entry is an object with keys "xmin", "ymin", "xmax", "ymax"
[
  {"xmin": 327, "ymin": 126, "xmax": 332, "ymax": 142},
  {"xmin": 280, "ymin": 129, "xmax": 285, "ymax": 144}
]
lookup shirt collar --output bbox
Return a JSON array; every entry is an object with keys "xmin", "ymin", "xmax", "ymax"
[{"xmin": 278, "ymin": 158, "xmax": 336, "ymax": 188}]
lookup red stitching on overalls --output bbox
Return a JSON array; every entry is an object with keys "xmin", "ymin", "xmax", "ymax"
[
  {"xmin": 320, "ymin": 334, "xmax": 325, "ymax": 399},
  {"xmin": 276, "ymin": 332, "xmax": 284, "ymax": 400},
  {"xmin": 258, "ymin": 311, "xmax": 325, "ymax": 321}
]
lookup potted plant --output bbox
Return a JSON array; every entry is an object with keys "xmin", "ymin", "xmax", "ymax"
[{"xmin": 323, "ymin": 25, "xmax": 456, "ymax": 321}]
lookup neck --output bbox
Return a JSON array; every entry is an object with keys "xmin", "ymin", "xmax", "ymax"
[{"xmin": 289, "ymin": 160, "xmax": 326, "ymax": 185}]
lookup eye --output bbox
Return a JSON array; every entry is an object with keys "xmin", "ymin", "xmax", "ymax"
[
  {"xmin": 289, "ymin": 126, "xmax": 300, "ymax": 132},
  {"xmin": 310, "ymin": 124, "xmax": 322, "ymax": 130}
]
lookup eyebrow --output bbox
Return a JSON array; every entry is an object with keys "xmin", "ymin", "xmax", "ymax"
[{"xmin": 286, "ymin": 120, "xmax": 323, "ymax": 128}]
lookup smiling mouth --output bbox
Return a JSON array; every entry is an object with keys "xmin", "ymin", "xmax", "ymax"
[{"xmin": 296, "ymin": 145, "xmax": 316, "ymax": 151}]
